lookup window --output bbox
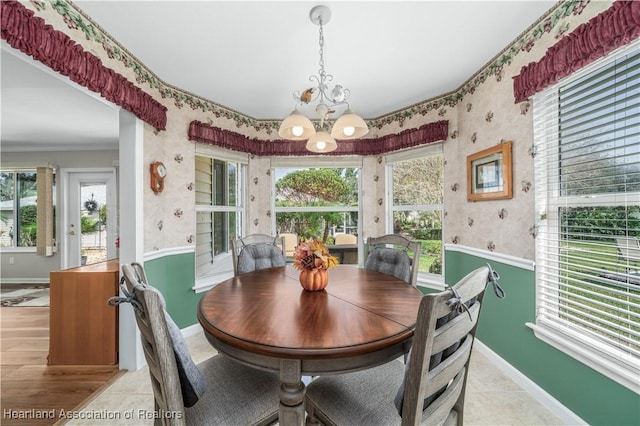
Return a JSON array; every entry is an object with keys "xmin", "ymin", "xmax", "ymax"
[
  {"xmin": 273, "ymin": 159, "xmax": 360, "ymax": 263},
  {"xmin": 195, "ymin": 153, "xmax": 246, "ymax": 281},
  {"xmin": 532, "ymin": 42, "xmax": 640, "ymax": 392},
  {"xmin": 387, "ymin": 145, "xmax": 444, "ymax": 283},
  {"xmin": 0, "ymin": 170, "xmax": 46, "ymax": 248}
]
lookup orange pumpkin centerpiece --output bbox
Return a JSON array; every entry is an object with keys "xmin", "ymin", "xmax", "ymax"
[{"xmin": 293, "ymin": 239, "xmax": 339, "ymax": 291}]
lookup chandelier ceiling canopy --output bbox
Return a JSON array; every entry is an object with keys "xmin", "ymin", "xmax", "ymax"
[{"xmin": 278, "ymin": 5, "xmax": 369, "ymax": 153}]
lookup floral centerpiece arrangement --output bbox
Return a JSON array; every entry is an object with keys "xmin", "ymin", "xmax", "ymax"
[{"xmin": 293, "ymin": 239, "xmax": 339, "ymax": 291}]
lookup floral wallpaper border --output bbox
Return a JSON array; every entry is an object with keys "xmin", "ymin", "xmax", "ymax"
[{"xmin": 39, "ymin": 0, "xmax": 587, "ymax": 133}]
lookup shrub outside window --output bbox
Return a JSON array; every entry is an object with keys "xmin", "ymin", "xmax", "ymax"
[
  {"xmin": 388, "ymin": 146, "xmax": 444, "ymax": 280},
  {"xmin": 1, "ymin": 171, "xmax": 40, "ymax": 248},
  {"xmin": 274, "ymin": 167, "xmax": 360, "ymax": 263}
]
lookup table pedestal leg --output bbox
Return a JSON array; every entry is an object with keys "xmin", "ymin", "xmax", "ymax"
[{"xmin": 278, "ymin": 359, "xmax": 305, "ymax": 426}]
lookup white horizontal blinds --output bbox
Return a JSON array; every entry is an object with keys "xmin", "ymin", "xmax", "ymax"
[
  {"xmin": 195, "ymin": 156, "xmax": 213, "ymax": 205},
  {"xmin": 558, "ymin": 52, "xmax": 640, "ymax": 197},
  {"xmin": 534, "ymin": 46, "xmax": 640, "ymax": 368},
  {"xmin": 195, "ymin": 157, "xmax": 214, "ymax": 271}
]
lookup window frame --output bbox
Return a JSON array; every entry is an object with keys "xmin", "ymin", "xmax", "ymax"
[
  {"xmin": 194, "ymin": 146, "xmax": 248, "ymax": 291},
  {"xmin": 528, "ymin": 40, "xmax": 640, "ymax": 393},
  {"xmin": 386, "ymin": 144, "xmax": 445, "ymax": 287},
  {"xmin": 0, "ymin": 169, "xmax": 47, "ymax": 251}
]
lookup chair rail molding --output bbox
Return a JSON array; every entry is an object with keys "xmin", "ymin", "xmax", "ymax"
[{"xmin": 444, "ymin": 243, "xmax": 535, "ymax": 271}]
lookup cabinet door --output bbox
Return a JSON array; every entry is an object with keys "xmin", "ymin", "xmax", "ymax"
[{"xmin": 49, "ymin": 270, "xmax": 118, "ymax": 365}]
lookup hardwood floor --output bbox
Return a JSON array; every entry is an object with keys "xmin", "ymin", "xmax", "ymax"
[{"xmin": 1, "ymin": 307, "xmax": 122, "ymax": 426}]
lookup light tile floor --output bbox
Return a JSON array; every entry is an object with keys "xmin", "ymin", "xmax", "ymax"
[{"xmin": 66, "ymin": 333, "xmax": 565, "ymax": 426}]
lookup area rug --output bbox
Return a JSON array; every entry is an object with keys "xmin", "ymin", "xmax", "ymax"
[{"xmin": 0, "ymin": 283, "xmax": 49, "ymax": 307}]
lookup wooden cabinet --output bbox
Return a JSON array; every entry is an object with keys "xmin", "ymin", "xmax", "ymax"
[{"xmin": 48, "ymin": 259, "xmax": 119, "ymax": 365}]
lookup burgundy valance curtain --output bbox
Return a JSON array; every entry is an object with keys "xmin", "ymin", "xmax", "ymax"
[
  {"xmin": 513, "ymin": 0, "xmax": 640, "ymax": 103},
  {"xmin": 1, "ymin": 0, "xmax": 167, "ymax": 131},
  {"xmin": 188, "ymin": 120, "xmax": 449, "ymax": 156}
]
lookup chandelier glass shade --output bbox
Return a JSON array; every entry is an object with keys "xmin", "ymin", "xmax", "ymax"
[
  {"xmin": 331, "ymin": 110, "xmax": 369, "ymax": 139},
  {"xmin": 306, "ymin": 131, "xmax": 337, "ymax": 153},
  {"xmin": 278, "ymin": 5, "xmax": 368, "ymax": 153},
  {"xmin": 279, "ymin": 108, "xmax": 315, "ymax": 140}
]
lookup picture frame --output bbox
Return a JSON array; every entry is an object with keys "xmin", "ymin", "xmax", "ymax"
[{"xmin": 467, "ymin": 141, "xmax": 513, "ymax": 201}]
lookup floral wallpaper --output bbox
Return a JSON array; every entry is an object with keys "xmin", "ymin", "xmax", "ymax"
[
  {"xmin": 34, "ymin": 0, "xmax": 594, "ymax": 137},
  {"xmin": 14, "ymin": 0, "xmax": 615, "ymax": 259}
]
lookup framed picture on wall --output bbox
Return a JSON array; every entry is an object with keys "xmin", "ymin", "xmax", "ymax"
[{"xmin": 467, "ymin": 141, "xmax": 513, "ymax": 201}]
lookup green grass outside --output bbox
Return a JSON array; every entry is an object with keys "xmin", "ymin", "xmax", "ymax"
[{"xmin": 558, "ymin": 240, "xmax": 640, "ymax": 353}]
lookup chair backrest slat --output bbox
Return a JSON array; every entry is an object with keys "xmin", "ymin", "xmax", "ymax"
[
  {"xmin": 421, "ymin": 367, "xmax": 465, "ymax": 425},
  {"xmin": 400, "ymin": 265, "xmax": 492, "ymax": 426},
  {"xmin": 121, "ymin": 264, "xmax": 187, "ymax": 425},
  {"xmin": 424, "ymin": 335, "xmax": 473, "ymax": 394},
  {"xmin": 431, "ymin": 303, "xmax": 479, "ymax": 353}
]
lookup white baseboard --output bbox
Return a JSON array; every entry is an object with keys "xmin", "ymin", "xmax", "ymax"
[
  {"xmin": 1, "ymin": 278, "xmax": 50, "ymax": 285},
  {"xmin": 181, "ymin": 322, "xmax": 203, "ymax": 338},
  {"xmin": 473, "ymin": 340, "xmax": 587, "ymax": 426}
]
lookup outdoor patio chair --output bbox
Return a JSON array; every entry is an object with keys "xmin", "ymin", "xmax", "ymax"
[
  {"xmin": 615, "ymin": 237, "xmax": 640, "ymax": 272},
  {"xmin": 278, "ymin": 233, "xmax": 298, "ymax": 259},
  {"xmin": 334, "ymin": 233, "xmax": 358, "ymax": 245}
]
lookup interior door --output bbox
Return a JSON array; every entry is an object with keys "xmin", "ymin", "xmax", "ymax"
[{"xmin": 65, "ymin": 170, "xmax": 117, "ymax": 269}]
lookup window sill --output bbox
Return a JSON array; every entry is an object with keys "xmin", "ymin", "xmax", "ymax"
[
  {"xmin": 417, "ymin": 272, "xmax": 445, "ymax": 291},
  {"xmin": 526, "ymin": 321, "xmax": 639, "ymax": 393},
  {"xmin": 193, "ymin": 271, "xmax": 234, "ymax": 293}
]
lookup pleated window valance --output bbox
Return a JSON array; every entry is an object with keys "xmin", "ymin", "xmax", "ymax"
[
  {"xmin": 0, "ymin": 0, "xmax": 167, "ymax": 131},
  {"xmin": 188, "ymin": 120, "xmax": 449, "ymax": 156},
  {"xmin": 513, "ymin": 1, "xmax": 640, "ymax": 103}
]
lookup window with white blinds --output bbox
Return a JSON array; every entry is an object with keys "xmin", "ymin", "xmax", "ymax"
[
  {"xmin": 531, "ymin": 41, "xmax": 640, "ymax": 392},
  {"xmin": 195, "ymin": 155, "xmax": 245, "ymax": 280}
]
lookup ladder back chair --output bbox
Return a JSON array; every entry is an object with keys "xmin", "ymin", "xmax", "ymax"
[
  {"xmin": 231, "ymin": 234, "xmax": 286, "ymax": 275},
  {"xmin": 305, "ymin": 264, "xmax": 504, "ymax": 426},
  {"xmin": 365, "ymin": 234, "xmax": 421, "ymax": 286},
  {"xmin": 116, "ymin": 263, "xmax": 279, "ymax": 426}
]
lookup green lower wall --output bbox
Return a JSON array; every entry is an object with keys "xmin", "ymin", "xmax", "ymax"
[
  {"xmin": 445, "ymin": 249, "xmax": 640, "ymax": 426},
  {"xmin": 143, "ymin": 252, "xmax": 203, "ymax": 329}
]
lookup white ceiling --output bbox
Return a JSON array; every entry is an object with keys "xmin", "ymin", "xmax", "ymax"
[{"xmin": 1, "ymin": 1, "xmax": 556, "ymax": 152}]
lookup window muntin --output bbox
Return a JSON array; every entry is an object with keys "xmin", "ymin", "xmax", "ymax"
[
  {"xmin": 0, "ymin": 171, "xmax": 47, "ymax": 248},
  {"xmin": 389, "ymin": 151, "xmax": 444, "ymax": 278},
  {"xmin": 195, "ymin": 156, "xmax": 244, "ymax": 279},
  {"xmin": 533, "ymin": 44, "xmax": 640, "ymax": 391}
]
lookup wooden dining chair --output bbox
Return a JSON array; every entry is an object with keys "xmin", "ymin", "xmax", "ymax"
[
  {"xmin": 365, "ymin": 234, "xmax": 421, "ymax": 286},
  {"xmin": 231, "ymin": 234, "xmax": 286, "ymax": 275},
  {"xmin": 305, "ymin": 265, "xmax": 503, "ymax": 426},
  {"xmin": 118, "ymin": 263, "xmax": 280, "ymax": 426}
]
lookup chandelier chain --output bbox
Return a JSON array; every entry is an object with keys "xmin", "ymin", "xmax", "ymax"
[{"xmin": 318, "ymin": 19, "xmax": 326, "ymax": 82}]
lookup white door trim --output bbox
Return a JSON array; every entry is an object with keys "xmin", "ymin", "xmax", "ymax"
[{"xmin": 60, "ymin": 167, "xmax": 117, "ymax": 270}]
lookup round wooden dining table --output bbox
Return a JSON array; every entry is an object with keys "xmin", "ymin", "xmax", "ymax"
[{"xmin": 197, "ymin": 265, "xmax": 423, "ymax": 426}]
